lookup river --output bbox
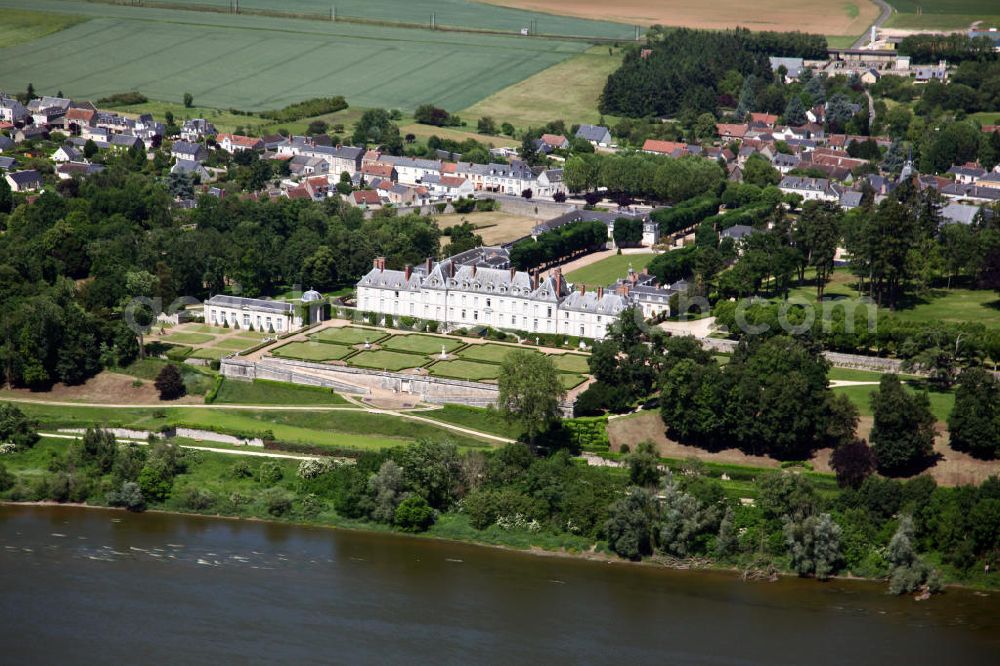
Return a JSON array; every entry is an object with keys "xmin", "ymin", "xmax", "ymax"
[{"xmin": 2, "ymin": 505, "xmax": 998, "ymax": 665}]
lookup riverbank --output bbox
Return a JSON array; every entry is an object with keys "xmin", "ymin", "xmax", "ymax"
[{"xmin": 4, "ymin": 498, "xmax": 994, "ymax": 597}]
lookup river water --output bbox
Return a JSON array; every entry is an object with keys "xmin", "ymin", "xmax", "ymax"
[{"xmin": 2, "ymin": 505, "xmax": 998, "ymax": 665}]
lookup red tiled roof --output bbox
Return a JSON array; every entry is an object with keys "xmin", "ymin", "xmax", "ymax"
[
  {"xmin": 540, "ymin": 133, "xmax": 567, "ymax": 146},
  {"xmin": 750, "ymin": 113, "xmax": 778, "ymax": 125},
  {"xmin": 285, "ymin": 186, "xmax": 310, "ymax": 199},
  {"xmin": 66, "ymin": 108, "xmax": 95, "ymax": 123},
  {"xmin": 362, "ymin": 164, "xmax": 394, "ymax": 178},
  {"xmin": 716, "ymin": 123, "xmax": 749, "ymax": 138},
  {"xmin": 352, "ymin": 190, "xmax": 380, "ymax": 205},
  {"xmin": 217, "ymin": 133, "xmax": 262, "ymax": 148},
  {"xmin": 439, "ymin": 176, "xmax": 466, "ymax": 188},
  {"xmin": 642, "ymin": 139, "xmax": 687, "ymax": 154}
]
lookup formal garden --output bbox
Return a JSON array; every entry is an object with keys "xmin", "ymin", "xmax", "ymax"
[
  {"xmin": 152, "ymin": 323, "xmax": 270, "ymax": 362},
  {"xmin": 268, "ymin": 326, "xmax": 590, "ymax": 389}
]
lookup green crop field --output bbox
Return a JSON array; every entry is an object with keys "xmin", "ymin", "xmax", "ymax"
[
  {"xmin": 0, "ymin": 0, "xmax": 592, "ymax": 111},
  {"xmin": 886, "ymin": 0, "xmax": 1000, "ymax": 29},
  {"xmin": 550, "ymin": 353, "xmax": 591, "ymax": 374},
  {"xmin": 311, "ymin": 326, "xmax": 386, "ymax": 346},
  {"xmin": 0, "ymin": 8, "xmax": 85, "ymax": 48},
  {"xmin": 381, "ymin": 334, "xmax": 464, "ymax": 355},
  {"xmin": 429, "ymin": 359, "xmax": 502, "ymax": 381},
  {"xmin": 272, "ymin": 340, "xmax": 353, "ymax": 362},
  {"xmin": 565, "ymin": 253, "xmax": 656, "ymax": 287},
  {"xmin": 458, "ymin": 343, "xmax": 538, "ymax": 363},
  {"xmin": 121, "ymin": 0, "xmax": 634, "ymax": 39},
  {"xmin": 348, "ymin": 350, "xmax": 426, "ymax": 372}
]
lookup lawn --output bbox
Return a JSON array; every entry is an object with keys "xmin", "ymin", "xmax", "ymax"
[
  {"xmin": 436, "ymin": 211, "xmax": 541, "ymax": 246},
  {"xmin": 558, "ymin": 374, "xmax": 587, "ymax": 389},
  {"xmin": 0, "ymin": 0, "xmax": 590, "ymax": 111},
  {"xmin": 311, "ymin": 326, "xmax": 385, "ymax": 346},
  {"xmin": 381, "ymin": 334, "xmax": 464, "ymax": 355},
  {"xmin": 420, "ymin": 404, "xmax": 523, "ymax": 439},
  {"xmin": 461, "ymin": 45, "xmax": 624, "ymax": 130},
  {"xmin": 833, "ymin": 382, "xmax": 955, "ymax": 422},
  {"xmin": 160, "ymin": 332, "xmax": 216, "ymax": 345},
  {"xmin": 428, "ymin": 359, "xmax": 502, "ymax": 381},
  {"xmin": 565, "ymin": 252, "xmax": 656, "ymax": 287},
  {"xmin": 399, "ymin": 123, "xmax": 518, "ymax": 149},
  {"xmin": 458, "ymin": 342, "xmax": 538, "ymax": 363},
  {"xmin": 549, "ymin": 353, "xmax": 590, "ymax": 374},
  {"xmin": 271, "ymin": 341, "xmax": 354, "ymax": 362},
  {"xmin": 189, "ymin": 347, "xmax": 229, "ymax": 361},
  {"xmin": 210, "ymin": 337, "xmax": 255, "ymax": 351},
  {"xmin": 348, "ymin": 350, "xmax": 426, "ymax": 372},
  {"xmin": 0, "ymin": 8, "xmax": 85, "ymax": 48},
  {"xmin": 212, "ymin": 378, "xmax": 352, "ymax": 406}
]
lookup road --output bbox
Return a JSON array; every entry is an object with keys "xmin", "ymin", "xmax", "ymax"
[{"xmin": 852, "ymin": 0, "xmax": 894, "ymax": 49}]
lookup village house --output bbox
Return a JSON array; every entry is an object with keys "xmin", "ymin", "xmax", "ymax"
[
  {"xmin": 109, "ymin": 134, "xmax": 144, "ymax": 152},
  {"xmin": 52, "ymin": 145, "xmax": 82, "ymax": 163},
  {"xmin": 575, "ymin": 124, "xmax": 613, "ymax": 148},
  {"xmin": 422, "ymin": 174, "xmax": 474, "ymax": 199},
  {"xmin": 642, "ymin": 139, "xmax": 690, "ymax": 157},
  {"xmin": 56, "ymin": 162, "xmax": 104, "ymax": 180},
  {"xmin": 170, "ymin": 140, "xmax": 208, "ymax": 163},
  {"xmin": 536, "ymin": 133, "xmax": 570, "ymax": 154},
  {"xmin": 5, "ymin": 169, "xmax": 43, "ymax": 192},
  {"xmin": 351, "ymin": 189, "xmax": 382, "ymax": 209},
  {"xmin": 180, "ymin": 119, "xmax": 217, "ymax": 142},
  {"xmin": 216, "ymin": 133, "xmax": 264, "ymax": 154},
  {"xmin": 15, "ymin": 125, "xmax": 48, "ymax": 143},
  {"xmin": 779, "ymin": 175, "xmax": 841, "ymax": 201},
  {"xmin": 0, "ymin": 156, "xmax": 16, "ymax": 171},
  {"xmin": 0, "ymin": 96, "xmax": 29, "ymax": 124},
  {"xmin": 170, "ymin": 159, "xmax": 211, "ymax": 181}
]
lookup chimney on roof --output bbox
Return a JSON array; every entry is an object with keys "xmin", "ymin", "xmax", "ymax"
[
  {"xmin": 531, "ymin": 269, "xmax": 539, "ymax": 290},
  {"xmin": 579, "ymin": 283, "xmax": 585, "ymax": 295},
  {"xmin": 375, "ymin": 257, "xmax": 386, "ymax": 272},
  {"xmin": 449, "ymin": 262, "xmax": 455, "ymax": 278},
  {"xmin": 471, "ymin": 264, "xmax": 477, "ymax": 278},
  {"xmin": 641, "ymin": 267, "xmax": 649, "ymax": 276},
  {"xmin": 510, "ymin": 266, "xmax": 516, "ymax": 281},
  {"xmin": 597, "ymin": 286, "xmax": 604, "ymax": 299},
  {"xmin": 404, "ymin": 264, "xmax": 412, "ymax": 281},
  {"xmin": 425, "ymin": 256, "xmax": 433, "ymax": 273}
]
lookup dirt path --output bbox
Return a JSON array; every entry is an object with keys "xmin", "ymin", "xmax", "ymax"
[{"xmin": 39, "ymin": 433, "xmax": 316, "ymax": 460}]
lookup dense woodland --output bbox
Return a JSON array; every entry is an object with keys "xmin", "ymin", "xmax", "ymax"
[{"xmin": 0, "ymin": 166, "xmax": 443, "ymax": 389}]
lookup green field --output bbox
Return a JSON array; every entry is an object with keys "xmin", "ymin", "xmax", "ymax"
[
  {"xmin": 210, "ymin": 337, "xmax": 254, "ymax": 351},
  {"xmin": 272, "ymin": 341, "xmax": 353, "ymax": 362},
  {"xmin": 119, "ymin": 0, "xmax": 634, "ymax": 38},
  {"xmin": 461, "ymin": 45, "xmax": 624, "ymax": 130},
  {"xmin": 428, "ymin": 359, "xmax": 502, "ymax": 381},
  {"xmin": 189, "ymin": 347, "xmax": 229, "ymax": 361},
  {"xmin": 15, "ymin": 403, "xmax": 489, "ymax": 449},
  {"xmin": 0, "ymin": 0, "xmax": 590, "ymax": 111},
  {"xmin": 558, "ymin": 374, "xmax": 587, "ymax": 390},
  {"xmin": 381, "ymin": 334, "xmax": 464, "ymax": 355},
  {"xmin": 833, "ymin": 382, "xmax": 955, "ymax": 422},
  {"xmin": 311, "ymin": 326, "xmax": 385, "ymax": 346},
  {"xmin": 0, "ymin": 8, "xmax": 85, "ymax": 48},
  {"xmin": 348, "ymin": 350, "xmax": 426, "ymax": 372},
  {"xmin": 565, "ymin": 253, "xmax": 657, "ymax": 287},
  {"xmin": 886, "ymin": 0, "xmax": 1000, "ymax": 29}
]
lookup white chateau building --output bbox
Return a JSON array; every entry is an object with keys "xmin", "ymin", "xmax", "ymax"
[
  {"xmin": 204, "ymin": 291, "xmax": 324, "ymax": 333},
  {"xmin": 356, "ymin": 247, "xmax": 674, "ymax": 340}
]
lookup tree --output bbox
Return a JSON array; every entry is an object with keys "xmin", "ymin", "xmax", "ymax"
[
  {"xmin": 301, "ymin": 245, "xmax": 338, "ymax": 292},
  {"xmin": 657, "ymin": 476, "xmax": 718, "ymax": 557},
  {"xmin": 476, "ymin": 116, "xmax": 497, "ymax": 135},
  {"xmin": 121, "ymin": 270, "xmax": 158, "ymax": 359},
  {"xmin": 743, "ymin": 153, "xmax": 780, "ymax": 187},
  {"xmin": 887, "ymin": 515, "xmax": 941, "ymax": 595},
  {"xmin": 825, "ymin": 93, "xmax": 855, "ymax": 133},
  {"xmin": 612, "ymin": 216, "xmax": 643, "ymax": 248},
  {"xmin": 497, "ymin": 350, "xmax": 565, "ymax": 444},
  {"xmin": 0, "ymin": 176, "xmax": 11, "ymax": 215},
  {"xmin": 394, "ymin": 496, "xmax": 434, "ymax": 532},
  {"xmin": 154, "ymin": 364, "xmax": 186, "ymax": 400},
  {"xmin": 784, "ymin": 95, "xmax": 807, "ymax": 126},
  {"xmin": 604, "ymin": 487, "xmax": 656, "ymax": 560},
  {"xmin": 784, "ymin": 512, "xmax": 842, "ymax": 580},
  {"xmin": 795, "ymin": 200, "xmax": 842, "ymax": 298},
  {"xmin": 183, "ymin": 92, "xmax": 193, "ymax": 108},
  {"xmin": 368, "ymin": 459, "xmax": 405, "ymax": 523},
  {"xmin": 72, "ymin": 428, "xmax": 117, "ymax": 474},
  {"xmin": 352, "ymin": 108, "xmax": 402, "ymax": 153},
  {"xmin": 0, "ymin": 402, "xmax": 39, "ymax": 449},
  {"xmin": 870, "ymin": 374, "xmax": 936, "ymax": 475},
  {"xmin": 626, "ymin": 441, "xmax": 661, "ymax": 487},
  {"xmin": 830, "ymin": 438, "xmax": 876, "ymax": 489},
  {"xmin": 306, "ymin": 120, "xmax": 329, "ymax": 135},
  {"xmin": 106, "ymin": 481, "xmax": 146, "ymax": 512},
  {"xmin": 82, "ymin": 138, "xmax": 98, "ymax": 159},
  {"xmin": 948, "ymin": 367, "xmax": 1000, "ymax": 459},
  {"xmin": 735, "ymin": 74, "xmax": 757, "ymax": 119}
]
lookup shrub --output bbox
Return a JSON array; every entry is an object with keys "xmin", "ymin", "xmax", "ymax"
[
  {"xmin": 261, "ymin": 487, "xmax": 293, "ymax": 517},
  {"xmin": 154, "ymin": 365, "xmax": 186, "ymax": 400},
  {"xmin": 394, "ymin": 496, "xmax": 435, "ymax": 532},
  {"xmin": 230, "ymin": 460, "xmax": 254, "ymax": 479},
  {"xmin": 296, "ymin": 457, "xmax": 335, "ymax": 480},
  {"xmin": 106, "ymin": 481, "xmax": 147, "ymax": 512},
  {"xmin": 181, "ymin": 487, "xmax": 216, "ymax": 511},
  {"xmin": 96, "ymin": 91, "xmax": 148, "ymax": 106},
  {"xmin": 257, "ymin": 460, "xmax": 284, "ymax": 485},
  {"xmin": 0, "ymin": 402, "xmax": 39, "ymax": 449}
]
